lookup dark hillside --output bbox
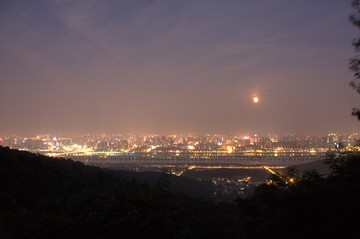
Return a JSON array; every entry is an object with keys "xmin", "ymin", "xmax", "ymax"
[
  {"xmin": 100, "ymin": 169, "xmax": 218, "ymax": 200},
  {"xmin": 236, "ymin": 152, "xmax": 360, "ymax": 239},
  {"xmin": 293, "ymin": 159, "xmax": 330, "ymax": 174},
  {"xmin": 2, "ymin": 146, "xmax": 360, "ymax": 239},
  {"xmin": 0, "ymin": 146, "xmax": 239, "ymax": 238}
]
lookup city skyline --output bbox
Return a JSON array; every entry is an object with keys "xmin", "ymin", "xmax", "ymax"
[
  {"xmin": 1, "ymin": 131, "xmax": 359, "ymax": 139},
  {"xmin": 1, "ymin": 0, "xmax": 359, "ymax": 136},
  {"xmin": 2, "ymin": 131, "xmax": 357, "ymax": 149}
]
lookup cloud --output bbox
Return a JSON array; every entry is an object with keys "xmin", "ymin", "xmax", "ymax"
[{"xmin": 0, "ymin": 0, "xmax": 358, "ymax": 135}]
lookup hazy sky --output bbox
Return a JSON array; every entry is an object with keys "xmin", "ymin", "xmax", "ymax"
[{"xmin": 1, "ymin": 0, "xmax": 359, "ymax": 136}]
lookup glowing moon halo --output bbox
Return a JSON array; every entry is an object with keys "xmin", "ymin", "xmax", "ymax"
[{"xmin": 253, "ymin": 97, "xmax": 259, "ymax": 103}]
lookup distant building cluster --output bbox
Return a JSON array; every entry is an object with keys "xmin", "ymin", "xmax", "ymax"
[
  {"xmin": 0, "ymin": 133, "xmax": 359, "ymax": 157},
  {"xmin": 2, "ymin": 133, "xmax": 356, "ymax": 200}
]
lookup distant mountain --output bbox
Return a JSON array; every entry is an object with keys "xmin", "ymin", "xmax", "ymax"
[
  {"xmin": 294, "ymin": 159, "xmax": 330, "ymax": 174},
  {"xmin": 96, "ymin": 166, "xmax": 217, "ymax": 200}
]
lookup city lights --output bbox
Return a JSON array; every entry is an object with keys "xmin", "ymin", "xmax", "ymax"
[{"xmin": 1, "ymin": 133, "xmax": 357, "ymax": 160}]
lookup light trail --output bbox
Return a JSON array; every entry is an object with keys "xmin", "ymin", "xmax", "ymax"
[
  {"xmin": 263, "ymin": 166, "xmax": 279, "ymax": 175},
  {"xmin": 186, "ymin": 165, "xmax": 286, "ymax": 170}
]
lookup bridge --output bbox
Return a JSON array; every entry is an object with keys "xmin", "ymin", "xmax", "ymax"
[{"xmin": 60, "ymin": 151, "xmax": 327, "ymax": 166}]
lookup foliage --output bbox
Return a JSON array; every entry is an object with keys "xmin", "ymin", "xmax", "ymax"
[
  {"xmin": 236, "ymin": 152, "xmax": 360, "ymax": 239},
  {"xmin": 350, "ymin": 0, "xmax": 360, "ymax": 119},
  {"xmin": 2, "ymin": 146, "xmax": 360, "ymax": 238},
  {"xmin": 0, "ymin": 146, "xmax": 239, "ymax": 238}
]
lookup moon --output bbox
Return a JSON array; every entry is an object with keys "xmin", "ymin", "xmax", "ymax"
[{"xmin": 253, "ymin": 97, "xmax": 259, "ymax": 103}]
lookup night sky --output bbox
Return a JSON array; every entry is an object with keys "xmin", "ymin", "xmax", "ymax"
[{"xmin": 1, "ymin": 0, "xmax": 359, "ymax": 136}]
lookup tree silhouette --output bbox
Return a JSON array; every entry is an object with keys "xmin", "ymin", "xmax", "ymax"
[{"xmin": 349, "ymin": 0, "xmax": 360, "ymax": 119}]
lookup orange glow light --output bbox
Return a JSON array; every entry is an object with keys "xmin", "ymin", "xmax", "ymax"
[{"xmin": 253, "ymin": 97, "xmax": 259, "ymax": 103}]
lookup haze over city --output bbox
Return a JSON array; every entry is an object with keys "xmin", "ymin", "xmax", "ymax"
[{"xmin": 1, "ymin": 0, "xmax": 359, "ymax": 136}]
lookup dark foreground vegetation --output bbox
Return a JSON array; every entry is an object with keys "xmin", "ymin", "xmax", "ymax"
[
  {"xmin": 0, "ymin": 146, "xmax": 238, "ymax": 238},
  {"xmin": 1, "ymin": 146, "xmax": 360, "ymax": 238}
]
